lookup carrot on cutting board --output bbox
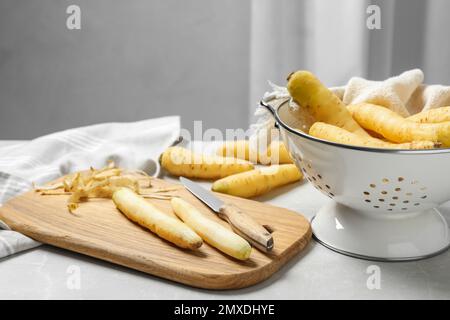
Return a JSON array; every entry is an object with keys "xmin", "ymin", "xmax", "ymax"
[
  {"xmin": 407, "ymin": 106, "xmax": 450, "ymax": 123},
  {"xmin": 112, "ymin": 188, "xmax": 203, "ymax": 250},
  {"xmin": 309, "ymin": 122, "xmax": 438, "ymax": 149},
  {"xmin": 212, "ymin": 164, "xmax": 302, "ymax": 199},
  {"xmin": 217, "ymin": 140, "xmax": 293, "ymax": 164},
  {"xmin": 171, "ymin": 198, "xmax": 252, "ymax": 260},
  {"xmin": 347, "ymin": 103, "xmax": 450, "ymax": 147},
  {"xmin": 160, "ymin": 146, "xmax": 254, "ymax": 179},
  {"xmin": 287, "ymin": 70, "xmax": 370, "ymax": 137}
]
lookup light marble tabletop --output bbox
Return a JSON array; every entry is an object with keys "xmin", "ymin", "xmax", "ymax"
[{"xmin": 0, "ymin": 140, "xmax": 449, "ymax": 300}]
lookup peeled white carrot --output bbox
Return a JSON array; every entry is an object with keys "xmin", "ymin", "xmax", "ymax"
[
  {"xmin": 113, "ymin": 188, "xmax": 203, "ymax": 250},
  {"xmin": 171, "ymin": 198, "xmax": 251, "ymax": 260}
]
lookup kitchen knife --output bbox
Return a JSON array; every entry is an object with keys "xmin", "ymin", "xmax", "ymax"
[{"xmin": 180, "ymin": 176, "xmax": 274, "ymax": 252}]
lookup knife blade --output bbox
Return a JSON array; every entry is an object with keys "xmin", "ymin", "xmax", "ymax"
[{"xmin": 180, "ymin": 177, "xmax": 273, "ymax": 252}]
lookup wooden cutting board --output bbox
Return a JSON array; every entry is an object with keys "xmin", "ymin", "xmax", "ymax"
[{"xmin": 0, "ymin": 177, "xmax": 311, "ymax": 290}]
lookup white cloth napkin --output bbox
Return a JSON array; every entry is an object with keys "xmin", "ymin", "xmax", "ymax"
[
  {"xmin": 331, "ymin": 69, "xmax": 450, "ymax": 116},
  {"xmin": 0, "ymin": 116, "xmax": 180, "ymax": 258}
]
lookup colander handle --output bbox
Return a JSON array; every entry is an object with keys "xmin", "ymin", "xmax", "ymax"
[{"xmin": 259, "ymin": 101, "xmax": 279, "ymax": 128}]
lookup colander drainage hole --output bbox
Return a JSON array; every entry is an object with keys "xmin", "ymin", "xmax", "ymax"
[{"xmin": 363, "ymin": 191, "xmax": 370, "ymax": 195}]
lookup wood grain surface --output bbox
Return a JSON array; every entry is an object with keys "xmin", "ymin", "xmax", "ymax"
[{"xmin": 0, "ymin": 177, "xmax": 311, "ymax": 290}]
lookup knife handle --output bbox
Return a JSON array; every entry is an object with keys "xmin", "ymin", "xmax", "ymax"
[{"xmin": 218, "ymin": 203, "xmax": 273, "ymax": 252}]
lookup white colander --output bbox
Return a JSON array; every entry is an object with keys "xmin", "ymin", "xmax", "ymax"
[{"xmin": 261, "ymin": 99, "xmax": 450, "ymax": 261}]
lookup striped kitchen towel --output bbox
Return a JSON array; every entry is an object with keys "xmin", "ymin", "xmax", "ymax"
[{"xmin": 0, "ymin": 116, "xmax": 180, "ymax": 258}]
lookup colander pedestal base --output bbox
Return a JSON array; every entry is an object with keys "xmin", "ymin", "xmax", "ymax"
[{"xmin": 311, "ymin": 202, "xmax": 450, "ymax": 261}]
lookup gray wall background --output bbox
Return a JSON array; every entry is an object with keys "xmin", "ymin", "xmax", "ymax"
[
  {"xmin": 0, "ymin": 0, "xmax": 250, "ymax": 139},
  {"xmin": 1, "ymin": 0, "xmax": 450, "ymax": 139}
]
